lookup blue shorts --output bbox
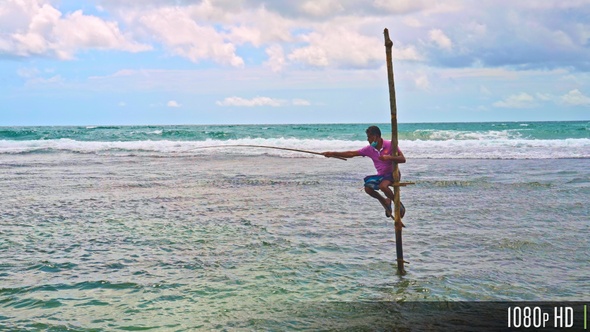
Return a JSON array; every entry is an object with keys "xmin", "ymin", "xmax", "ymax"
[{"xmin": 363, "ymin": 174, "xmax": 394, "ymax": 190}]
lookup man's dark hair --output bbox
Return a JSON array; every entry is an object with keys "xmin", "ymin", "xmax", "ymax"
[{"xmin": 365, "ymin": 126, "xmax": 381, "ymax": 137}]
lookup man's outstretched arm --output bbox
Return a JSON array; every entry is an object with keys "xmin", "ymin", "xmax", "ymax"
[{"xmin": 322, "ymin": 150, "xmax": 361, "ymax": 159}]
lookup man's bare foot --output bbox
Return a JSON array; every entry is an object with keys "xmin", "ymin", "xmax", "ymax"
[
  {"xmin": 400, "ymin": 200, "xmax": 406, "ymax": 219},
  {"xmin": 384, "ymin": 198, "xmax": 392, "ymax": 217}
]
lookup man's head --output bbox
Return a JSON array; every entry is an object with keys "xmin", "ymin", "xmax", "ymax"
[
  {"xmin": 365, "ymin": 126, "xmax": 381, "ymax": 138},
  {"xmin": 365, "ymin": 126, "xmax": 382, "ymax": 147}
]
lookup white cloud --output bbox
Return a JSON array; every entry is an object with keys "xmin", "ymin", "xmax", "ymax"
[
  {"xmin": 5, "ymin": 0, "xmax": 589, "ymax": 86},
  {"xmin": 0, "ymin": 0, "xmax": 424, "ymax": 70},
  {"xmin": 134, "ymin": 6, "xmax": 244, "ymax": 67},
  {"xmin": 429, "ymin": 29, "xmax": 453, "ymax": 50},
  {"xmin": 216, "ymin": 96, "xmax": 311, "ymax": 107},
  {"xmin": 224, "ymin": 6, "xmax": 295, "ymax": 46},
  {"xmin": 216, "ymin": 96, "xmax": 284, "ymax": 107},
  {"xmin": 55, "ymin": 11, "xmax": 149, "ymax": 54},
  {"xmin": 535, "ymin": 93, "xmax": 553, "ymax": 101},
  {"xmin": 0, "ymin": 0, "xmax": 150, "ymax": 59},
  {"xmin": 373, "ymin": 0, "xmax": 430, "ymax": 14},
  {"xmin": 287, "ymin": 21, "xmax": 421, "ymax": 69},
  {"xmin": 561, "ymin": 89, "xmax": 590, "ymax": 106},
  {"xmin": 115, "ymin": 2, "xmax": 296, "ymax": 67},
  {"xmin": 228, "ymin": 25, "xmax": 263, "ymax": 47},
  {"xmin": 264, "ymin": 44, "xmax": 286, "ymax": 72},
  {"xmin": 301, "ymin": 0, "xmax": 344, "ymax": 17},
  {"xmin": 292, "ymin": 99, "xmax": 311, "ymax": 106},
  {"xmin": 493, "ymin": 92, "xmax": 537, "ymax": 109},
  {"xmin": 103, "ymin": 2, "xmax": 424, "ymax": 70},
  {"xmin": 167, "ymin": 100, "xmax": 181, "ymax": 107},
  {"xmin": 402, "ymin": 17, "xmax": 423, "ymax": 28},
  {"xmin": 216, "ymin": 96, "xmax": 310, "ymax": 107},
  {"xmin": 289, "ymin": 45, "xmax": 330, "ymax": 67}
]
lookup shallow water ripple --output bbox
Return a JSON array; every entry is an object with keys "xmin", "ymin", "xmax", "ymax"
[{"xmin": 0, "ymin": 155, "xmax": 588, "ymax": 330}]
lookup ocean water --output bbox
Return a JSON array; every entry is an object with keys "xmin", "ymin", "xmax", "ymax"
[{"xmin": 0, "ymin": 121, "xmax": 589, "ymax": 330}]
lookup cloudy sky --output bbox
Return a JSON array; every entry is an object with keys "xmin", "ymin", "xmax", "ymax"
[{"xmin": 1, "ymin": 0, "xmax": 589, "ymax": 125}]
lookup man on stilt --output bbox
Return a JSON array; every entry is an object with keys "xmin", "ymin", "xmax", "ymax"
[{"xmin": 322, "ymin": 125, "xmax": 406, "ymax": 219}]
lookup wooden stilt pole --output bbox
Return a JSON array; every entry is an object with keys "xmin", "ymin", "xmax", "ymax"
[{"xmin": 384, "ymin": 28, "xmax": 406, "ymax": 275}]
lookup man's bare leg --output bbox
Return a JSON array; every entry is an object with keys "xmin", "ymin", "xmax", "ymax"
[
  {"xmin": 379, "ymin": 180, "xmax": 405, "ymax": 219},
  {"xmin": 364, "ymin": 186, "xmax": 392, "ymax": 217},
  {"xmin": 379, "ymin": 180, "xmax": 395, "ymax": 201}
]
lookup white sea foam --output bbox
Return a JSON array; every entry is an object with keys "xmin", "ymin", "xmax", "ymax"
[
  {"xmin": 412, "ymin": 129, "xmax": 527, "ymax": 140},
  {"xmin": 404, "ymin": 138, "xmax": 590, "ymax": 159},
  {"xmin": 0, "ymin": 137, "xmax": 588, "ymax": 159}
]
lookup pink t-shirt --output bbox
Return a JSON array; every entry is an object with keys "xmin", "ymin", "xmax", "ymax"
[{"xmin": 357, "ymin": 140, "xmax": 400, "ymax": 176}]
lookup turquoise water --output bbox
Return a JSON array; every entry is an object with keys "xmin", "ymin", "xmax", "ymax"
[
  {"xmin": 1, "ymin": 121, "xmax": 589, "ymax": 142},
  {"xmin": 1, "ymin": 121, "xmax": 588, "ymax": 160},
  {"xmin": 0, "ymin": 121, "xmax": 589, "ymax": 330}
]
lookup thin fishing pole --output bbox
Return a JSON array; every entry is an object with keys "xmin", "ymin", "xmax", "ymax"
[{"xmin": 191, "ymin": 144, "xmax": 347, "ymax": 161}]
